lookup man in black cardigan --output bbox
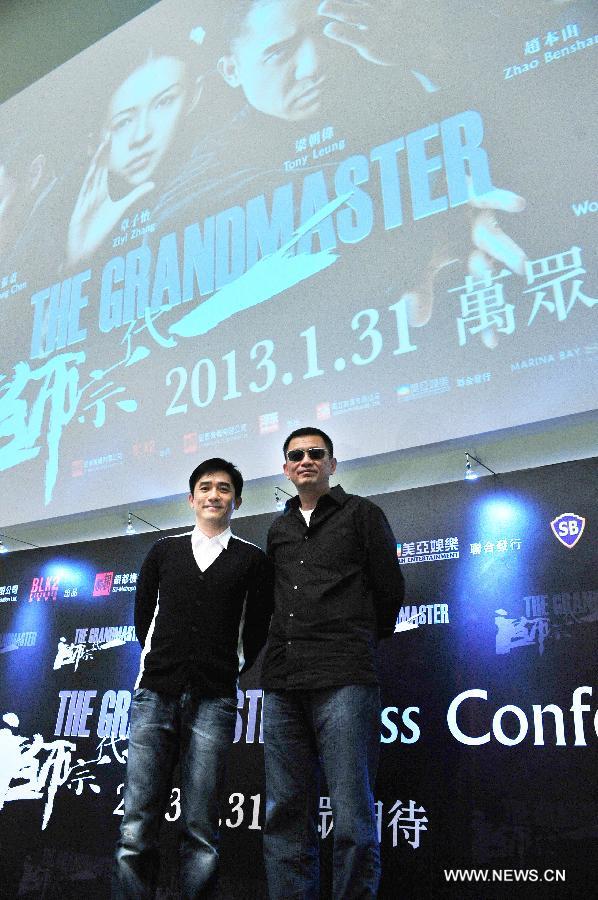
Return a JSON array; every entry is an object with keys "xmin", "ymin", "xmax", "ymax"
[{"xmin": 113, "ymin": 458, "xmax": 272, "ymax": 898}]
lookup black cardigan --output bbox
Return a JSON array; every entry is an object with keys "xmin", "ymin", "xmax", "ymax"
[{"xmin": 135, "ymin": 531, "xmax": 273, "ymax": 697}]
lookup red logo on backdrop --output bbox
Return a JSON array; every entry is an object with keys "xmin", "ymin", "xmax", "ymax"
[
  {"xmin": 259, "ymin": 412, "xmax": 279, "ymax": 434},
  {"xmin": 72, "ymin": 459, "xmax": 84, "ymax": 477},
  {"xmin": 316, "ymin": 402, "xmax": 331, "ymax": 420},
  {"xmin": 184, "ymin": 432, "xmax": 198, "ymax": 454},
  {"xmin": 550, "ymin": 513, "xmax": 586, "ymax": 548},
  {"xmin": 93, "ymin": 572, "xmax": 114, "ymax": 596},
  {"xmin": 29, "ymin": 576, "xmax": 60, "ymax": 602}
]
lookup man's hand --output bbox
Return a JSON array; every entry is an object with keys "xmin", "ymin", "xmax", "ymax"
[
  {"xmin": 468, "ymin": 187, "xmax": 527, "ymax": 278},
  {"xmin": 318, "ymin": 0, "xmax": 397, "ymax": 66},
  {"xmin": 404, "ymin": 186, "xmax": 527, "ymax": 348}
]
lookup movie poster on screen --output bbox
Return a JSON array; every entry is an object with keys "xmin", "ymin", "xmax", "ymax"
[{"xmin": 1, "ymin": 0, "xmax": 597, "ymax": 527}]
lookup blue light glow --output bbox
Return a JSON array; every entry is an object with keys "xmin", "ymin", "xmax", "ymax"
[
  {"xmin": 483, "ymin": 499, "xmax": 519, "ymax": 526},
  {"xmin": 46, "ymin": 564, "xmax": 81, "ymax": 584}
]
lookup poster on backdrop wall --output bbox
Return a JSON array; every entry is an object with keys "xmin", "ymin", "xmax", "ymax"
[{"xmin": 0, "ymin": 458, "xmax": 596, "ymax": 897}]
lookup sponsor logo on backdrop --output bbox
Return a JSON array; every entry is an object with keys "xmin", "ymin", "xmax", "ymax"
[
  {"xmin": 395, "ymin": 603, "xmax": 450, "ymax": 633},
  {"xmin": 0, "ymin": 584, "xmax": 19, "ymax": 603},
  {"xmin": 29, "ymin": 575, "xmax": 60, "ymax": 602},
  {"xmin": 183, "ymin": 431, "xmax": 198, "ymax": 454},
  {"xmin": 53, "ymin": 626, "xmax": 136, "ymax": 671},
  {"xmin": 510, "ymin": 352, "xmax": 558, "ymax": 372},
  {"xmin": 200, "ymin": 423, "xmax": 248, "ymax": 445},
  {"xmin": 470, "ymin": 537, "xmax": 522, "ymax": 555},
  {"xmin": 495, "ymin": 589, "xmax": 597, "ymax": 656},
  {"xmin": 112, "ymin": 573, "xmax": 137, "ymax": 592},
  {"xmin": 93, "ymin": 572, "xmax": 137, "ymax": 596},
  {"xmin": 132, "ymin": 439, "xmax": 156, "ymax": 460},
  {"xmin": 0, "ymin": 631, "xmax": 37, "ymax": 654},
  {"xmin": 27, "ymin": 571, "xmax": 79, "ymax": 602},
  {"xmin": 259, "ymin": 411, "xmax": 279, "ymax": 434},
  {"xmin": 396, "ymin": 377, "xmax": 450, "ymax": 402},
  {"xmin": 397, "ymin": 537, "xmax": 459, "ymax": 564},
  {"xmin": 327, "ymin": 393, "xmax": 382, "ymax": 416},
  {"xmin": 93, "ymin": 572, "xmax": 113, "ymax": 596},
  {"xmin": 186, "ymin": 424, "xmax": 248, "ymax": 453},
  {"xmin": 550, "ymin": 512, "xmax": 586, "ymax": 548},
  {"xmin": 315, "ymin": 394, "xmax": 382, "ymax": 420},
  {"xmin": 457, "ymin": 371, "xmax": 491, "ymax": 388},
  {"xmin": 71, "ymin": 452, "xmax": 124, "ymax": 478}
]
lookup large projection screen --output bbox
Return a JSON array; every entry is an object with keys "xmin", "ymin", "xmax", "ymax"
[{"xmin": 1, "ymin": 0, "xmax": 596, "ymax": 525}]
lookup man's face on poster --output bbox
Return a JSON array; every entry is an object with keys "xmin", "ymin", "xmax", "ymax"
[
  {"xmin": 107, "ymin": 55, "xmax": 188, "ymax": 187},
  {"xmin": 220, "ymin": 0, "xmax": 333, "ymax": 122}
]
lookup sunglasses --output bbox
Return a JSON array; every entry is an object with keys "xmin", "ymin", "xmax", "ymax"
[{"xmin": 286, "ymin": 447, "xmax": 328, "ymax": 462}]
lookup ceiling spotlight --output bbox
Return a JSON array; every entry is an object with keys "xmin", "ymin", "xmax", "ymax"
[
  {"xmin": 0, "ymin": 540, "xmax": 8, "ymax": 554},
  {"xmin": 125, "ymin": 513, "xmax": 136, "ymax": 536}
]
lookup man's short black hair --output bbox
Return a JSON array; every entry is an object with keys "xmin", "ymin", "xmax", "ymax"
[
  {"xmin": 189, "ymin": 458, "xmax": 243, "ymax": 498},
  {"xmin": 283, "ymin": 427, "xmax": 334, "ymax": 459},
  {"xmin": 222, "ymin": 0, "xmax": 270, "ymax": 51}
]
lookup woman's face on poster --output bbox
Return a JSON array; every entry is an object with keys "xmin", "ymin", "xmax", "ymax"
[{"xmin": 107, "ymin": 55, "xmax": 187, "ymax": 187}]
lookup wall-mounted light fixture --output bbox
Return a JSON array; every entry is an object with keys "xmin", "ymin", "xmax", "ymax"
[
  {"xmin": 0, "ymin": 531, "xmax": 41, "ymax": 553},
  {"xmin": 274, "ymin": 487, "xmax": 293, "ymax": 511},
  {"xmin": 464, "ymin": 451, "xmax": 497, "ymax": 482},
  {"xmin": 125, "ymin": 512, "xmax": 161, "ymax": 535}
]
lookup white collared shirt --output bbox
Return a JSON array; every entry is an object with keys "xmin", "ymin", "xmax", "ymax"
[{"xmin": 191, "ymin": 525, "xmax": 232, "ymax": 572}]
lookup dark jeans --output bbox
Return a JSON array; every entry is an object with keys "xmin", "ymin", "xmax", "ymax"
[
  {"xmin": 263, "ymin": 684, "xmax": 381, "ymax": 900},
  {"xmin": 113, "ymin": 687, "xmax": 236, "ymax": 899}
]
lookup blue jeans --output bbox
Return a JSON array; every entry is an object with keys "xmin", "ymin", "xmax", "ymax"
[
  {"xmin": 113, "ymin": 687, "xmax": 236, "ymax": 899},
  {"xmin": 263, "ymin": 685, "xmax": 381, "ymax": 900}
]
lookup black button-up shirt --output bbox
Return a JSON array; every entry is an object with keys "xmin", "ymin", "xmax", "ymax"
[{"xmin": 261, "ymin": 485, "xmax": 404, "ymax": 690}]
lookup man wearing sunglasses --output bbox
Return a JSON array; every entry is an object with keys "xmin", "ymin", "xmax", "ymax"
[{"xmin": 261, "ymin": 427, "xmax": 404, "ymax": 898}]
